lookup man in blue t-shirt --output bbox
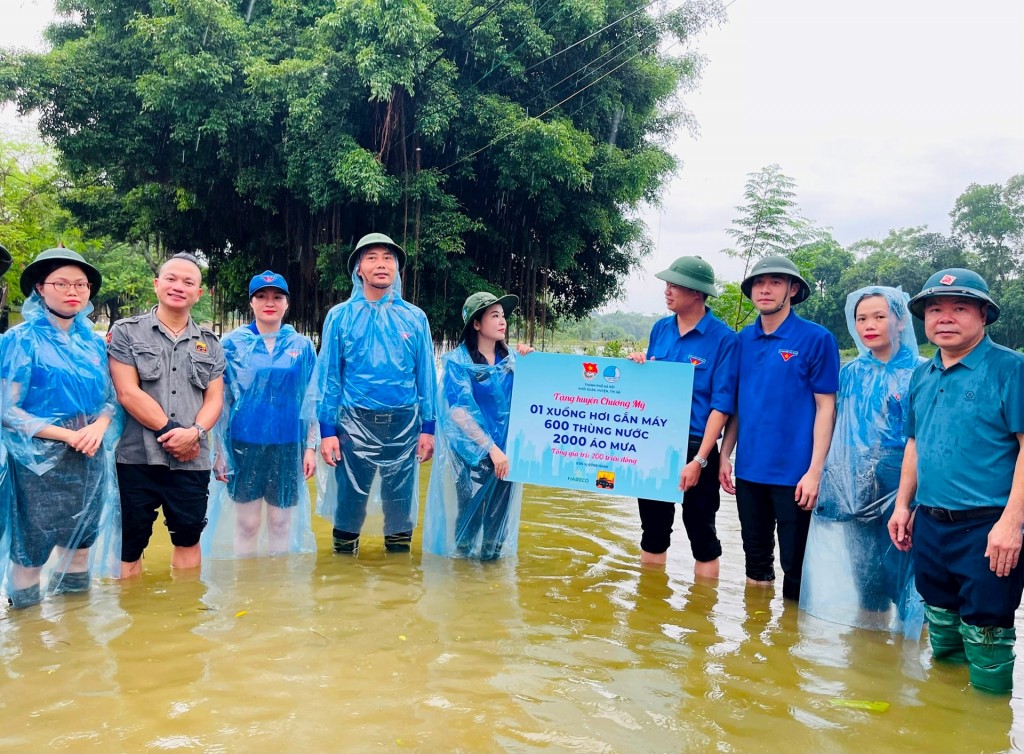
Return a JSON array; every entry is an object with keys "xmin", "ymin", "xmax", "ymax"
[
  {"xmin": 719, "ymin": 256, "xmax": 839, "ymax": 601},
  {"xmin": 889, "ymin": 268, "xmax": 1024, "ymax": 695},
  {"xmin": 628, "ymin": 256, "xmax": 738, "ymax": 579}
]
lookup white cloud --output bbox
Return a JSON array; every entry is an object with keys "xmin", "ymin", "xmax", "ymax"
[{"xmin": 617, "ymin": 0, "xmax": 1024, "ymax": 313}]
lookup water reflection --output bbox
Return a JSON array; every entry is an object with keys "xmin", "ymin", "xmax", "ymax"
[{"xmin": 0, "ymin": 481, "xmax": 1021, "ymax": 752}]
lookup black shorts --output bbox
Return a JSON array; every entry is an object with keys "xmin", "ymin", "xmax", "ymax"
[
  {"xmin": 117, "ymin": 464, "xmax": 210, "ymax": 562},
  {"xmin": 227, "ymin": 441, "xmax": 302, "ymax": 509},
  {"xmin": 10, "ymin": 449, "xmax": 106, "ymax": 568},
  {"xmin": 638, "ymin": 440, "xmax": 722, "ymax": 562}
]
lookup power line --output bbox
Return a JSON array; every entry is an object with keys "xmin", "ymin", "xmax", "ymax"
[
  {"xmin": 405, "ymin": 0, "xmax": 663, "ymax": 150},
  {"xmin": 436, "ymin": 0, "xmax": 735, "ymax": 172},
  {"xmin": 437, "ymin": 36, "xmax": 664, "ymax": 173}
]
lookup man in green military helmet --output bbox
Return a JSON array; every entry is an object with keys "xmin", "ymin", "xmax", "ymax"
[
  {"xmin": 316, "ymin": 232, "xmax": 437, "ymax": 556},
  {"xmin": 628, "ymin": 256, "xmax": 739, "ymax": 579},
  {"xmin": 889, "ymin": 267, "xmax": 1024, "ymax": 694},
  {"xmin": 720, "ymin": 255, "xmax": 839, "ymax": 601}
]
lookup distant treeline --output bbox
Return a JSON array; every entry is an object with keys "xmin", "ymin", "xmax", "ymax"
[{"xmin": 551, "ymin": 311, "xmax": 662, "ymax": 345}]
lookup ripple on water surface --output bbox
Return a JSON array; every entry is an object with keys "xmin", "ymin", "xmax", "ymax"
[{"xmin": 0, "ymin": 479, "xmax": 1021, "ymax": 752}]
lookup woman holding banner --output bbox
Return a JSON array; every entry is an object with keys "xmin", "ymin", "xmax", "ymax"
[{"xmin": 423, "ymin": 292, "xmax": 532, "ymax": 560}]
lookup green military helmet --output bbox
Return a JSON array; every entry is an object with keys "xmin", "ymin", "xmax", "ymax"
[
  {"xmin": 654, "ymin": 256, "xmax": 718, "ymax": 297},
  {"xmin": 347, "ymin": 232, "xmax": 407, "ymax": 273},
  {"xmin": 740, "ymin": 255, "xmax": 810, "ymax": 305},
  {"xmin": 460, "ymin": 290, "xmax": 519, "ymax": 342},
  {"xmin": 20, "ymin": 246, "xmax": 102, "ymax": 297},
  {"xmin": 909, "ymin": 267, "xmax": 999, "ymax": 324}
]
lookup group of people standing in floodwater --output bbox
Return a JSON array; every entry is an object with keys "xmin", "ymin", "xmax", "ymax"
[
  {"xmin": 629, "ymin": 253, "xmax": 1024, "ymax": 698},
  {"xmin": 0, "ymin": 234, "xmax": 531, "ymax": 608},
  {"xmin": 0, "ymin": 233, "xmax": 1021, "ymax": 699}
]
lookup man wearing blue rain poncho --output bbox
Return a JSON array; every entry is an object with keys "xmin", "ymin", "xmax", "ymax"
[
  {"xmin": 202, "ymin": 271, "xmax": 319, "ymax": 558},
  {"xmin": 423, "ymin": 292, "xmax": 533, "ymax": 560},
  {"xmin": 316, "ymin": 233, "xmax": 437, "ymax": 555},
  {"xmin": 800, "ymin": 286, "xmax": 924, "ymax": 638},
  {"xmin": 0, "ymin": 247, "xmax": 121, "ymax": 609}
]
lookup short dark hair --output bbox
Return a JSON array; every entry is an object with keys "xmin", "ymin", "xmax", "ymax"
[{"xmin": 160, "ymin": 252, "xmax": 203, "ymax": 278}]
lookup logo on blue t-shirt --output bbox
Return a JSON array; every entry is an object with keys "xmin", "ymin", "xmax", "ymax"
[
  {"xmin": 778, "ymin": 349, "xmax": 798, "ymax": 362},
  {"xmin": 688, "ymin": 355, "xmax": 706, "ymax": 366}
]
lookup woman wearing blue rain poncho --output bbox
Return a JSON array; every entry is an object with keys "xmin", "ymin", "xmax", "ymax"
[
  {"xmin": 316, "ymin": 233, "xmax": 437, "ymax": 555},
  {"xmin": 202, "ymin": 271, "xmax": 318, "ymax": 558},
  {"xmin": 0, "ymin": 248, "xmax": 121, "ymax": 609},
  {"xmin": 800, "ymin": 285, "xmax": 925, "ymax": 638},
  {"xmin": 423, "ymin": 292, "xmax": 532, "ymax": 560}
]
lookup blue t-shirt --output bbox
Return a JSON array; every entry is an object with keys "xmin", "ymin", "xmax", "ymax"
[
  {"xmin": 907, "ymin": 336, "xmax": 1024, "ymax": 510},
  {"xmin": 224, "ymin": 323, "xmax": 317, "ymax": 445},
  {"xmin": 645, "ymin": 309, "xmax": 738, "ymax": 438},
  {"xmin": 735, "ymin": 312, "xmax": 840, "ymax": 486}
]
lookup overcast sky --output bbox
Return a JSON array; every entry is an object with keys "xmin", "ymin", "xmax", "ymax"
[{"xmin": 2, "ymin": 0, "xmax": 1022, "ymax": 313}]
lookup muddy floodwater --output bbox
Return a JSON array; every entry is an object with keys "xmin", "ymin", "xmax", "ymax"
[{"xmin": 1, "ymin": 475, "xmax": 1022, "ymax": 753}]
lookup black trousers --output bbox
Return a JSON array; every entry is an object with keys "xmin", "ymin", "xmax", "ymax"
[{"xmin": 735, "ymin": 479, "xmax": 811, "ymax": 600}]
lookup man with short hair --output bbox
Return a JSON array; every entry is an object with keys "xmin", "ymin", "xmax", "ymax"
[
  {"xmin": 108, "ymin": 252, "xmax": 225, "ymax": 577},
  {"xmin": 317, "ymin": 233, "xmax": 436, "ymax": 555},
  {"xmin": 719, "ymin": 255, "xmax": 839, "ymax": 601},
  {"xmin": 628, "ymin": 256, "xmax": 738, "ymax": 579},
  {"xmin": 889, "ymin": 268, "xmax": 1024, "ymax": 694}
]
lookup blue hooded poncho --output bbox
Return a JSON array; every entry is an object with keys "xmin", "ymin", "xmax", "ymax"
[
  {"xmin": 0, "ymin": 293, "xmax": 122, "ymax": 604},
  {"xmin": 314, "ymin": 263, "xmax": 437, "ymax": 538},
  {"xmin": 800, "ymin": 286, "xmax": 924, "ymax": 638},
  {"xmin": 422, "ymin": 344, "xmax": 524, "ymax": 559}
]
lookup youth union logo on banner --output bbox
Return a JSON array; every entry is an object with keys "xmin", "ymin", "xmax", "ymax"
[
  {"xmin": 582, "ymin": 362, "xmax": 598, "ymax": 380},
  {"xmin": 603, "ymin": 366, "xmax": 621, "ymax": 384}
]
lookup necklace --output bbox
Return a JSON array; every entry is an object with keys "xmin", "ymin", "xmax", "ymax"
[{"xmin": 157, "ymin": 316, "xmax": 189, "ymax": 337}]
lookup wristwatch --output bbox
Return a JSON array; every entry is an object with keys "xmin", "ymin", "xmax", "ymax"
[
  {"xmin": 192, "ymin": 422, "xmax": 208, "ymax": 441},
  {"xmin": 693, "ymin": 454, "xmax": 708, "ymax": 469}
]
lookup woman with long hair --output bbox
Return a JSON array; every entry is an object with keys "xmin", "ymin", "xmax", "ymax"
[{"xmin": 423, "ymin": 292, "xmax": 532, "ymax": 559}]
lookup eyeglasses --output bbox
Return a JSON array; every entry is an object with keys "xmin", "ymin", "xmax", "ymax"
[{"xmin": 42, "ymin": 281, "xmax": 92, "ymax": 293}]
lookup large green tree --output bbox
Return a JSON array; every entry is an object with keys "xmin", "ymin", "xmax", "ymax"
[
  {"xmin": 950, "ymin": 178, "xmax": 1023, "ymax": 283},
  {"xmin": 2, "ymin": 0, "xmax": 723, "ymax": 338},
  {"xmin": 0, "ymin": 136, "xmax": 155, "ymax": 324}
]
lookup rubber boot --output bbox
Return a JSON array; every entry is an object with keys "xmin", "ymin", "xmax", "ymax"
[
  {"xmin": 8, "ymin": 583, "xmax": 42, "ymax": 609},
  {"xmin": 332, "ymin": 530, "xmax": 359, "ymax": 555},
  {"xmin": 924, "ymin": 604, "xmax": 967, "ymax": 663},
  {"xmin": 960, "ymin": 622, "xmax": 1016, "ymax": 694},
  {"xmin": 51, "ymin": 571, "xmax": 92, "ymax": 595},
  {"xmin": 384, "ymin": 531, "xmax": 412, "ymax": 553}
]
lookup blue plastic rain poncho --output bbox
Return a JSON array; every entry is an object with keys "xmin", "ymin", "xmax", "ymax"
[
  {"xmin": 314, "ymin": 264, "xmax": 437, "ymax": 543},
  {"xmin": 800, "ymin": 286, "xmax": 924, "ymax": 638},
  {"xmin": 201, "ymin": 323, "xmax": 318, "ymax": 558},
  {"xmin": 0, "ymin": 294, "xmax": 121, "ymax": 608},
  {"xmin": 423, "ymin": 345, "xmax": 524, "ymax": 559}
]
